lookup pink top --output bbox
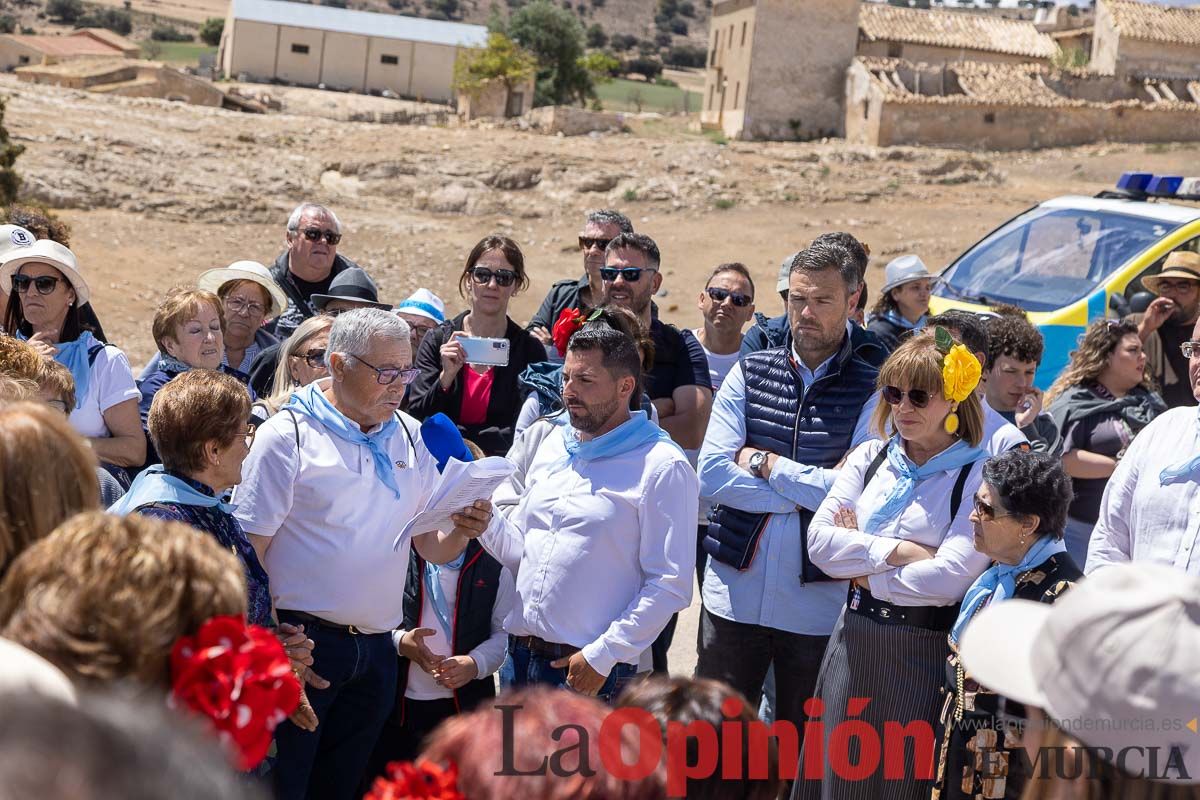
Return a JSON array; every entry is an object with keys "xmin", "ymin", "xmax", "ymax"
[{"xmin": 460, "ymin": 366, "xmax": 495, "ymax": 426}]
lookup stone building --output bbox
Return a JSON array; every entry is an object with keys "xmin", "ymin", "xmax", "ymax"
[
  {"xmin": 0, "ymin": 29, "xmax": 138, "ymax": 72},
  {"xmin": 218, "ymin": 0, "xmax": 487, "ymax": 103},
  {"xmin": 857, "ymin": 4, "xmax": 1057, "ymax": 66},
  {"xmin": 1092, "ymin": 0, "xmax": 1200, "ymax": 77}
]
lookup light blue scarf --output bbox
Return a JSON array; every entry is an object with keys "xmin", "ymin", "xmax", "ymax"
[
  {"xmin": 283, "ymin": 382, "xmax": 402, "ymax": 499},
  {"xmin": 424, "ymin": 549, "xmax": 468, "ymax": 640},
  {"xmin": 108, "ymin": 465, "xmax": 235, "ymax": 515},
  {"xmin": 1159, "ymin": 407, "xmax": 1200, "ymax": 485},
  {"xmin": 18, "ymin": 329, "xmax": 99, "ymax": 410},
  {"xmin": 554, "ymin": 410, "xmax": 680, "ymax": 465},
  {"xmin": 951, "ymin": 534, "xmax": 1067, "ymax": 644},
  {"xmin": 881, "ymin": 310, "xmax": 927, "ymax": 332},
  {"xmin": 864, "ymin": 437, "xmax": 987, "ymax": 534}
]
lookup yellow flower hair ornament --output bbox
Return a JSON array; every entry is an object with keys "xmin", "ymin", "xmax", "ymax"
[{"xmin": 934, "ymin": 327, "xmax": 981, "ymax": 435}]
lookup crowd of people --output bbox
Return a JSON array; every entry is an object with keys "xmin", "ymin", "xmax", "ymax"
[{"xmin": 1, "ymin": 200, "xmax": 1199, "ymax": 800}]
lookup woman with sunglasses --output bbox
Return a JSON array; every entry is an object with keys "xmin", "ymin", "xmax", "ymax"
[
  {"xmin": 932, "ymin": 450, "xmax": 1081, "ymax": 800},
  {"xmin": 253, "ymin": 315, "xmax": 334, "ymax": 420},
  {"xmin": 408, "ymin": 235, "xmax": 547, "ymax": 456},
  {"xmin": 1045, "ymin": 318, "xmax": 1164, "ymax": 565},
  {"xmin": 797, "ymin": 328, "xmax": 989, "ymax": 800},
  {"xmin": 0, "ymin": 239, "xmax": 146, "ymax": 479}
]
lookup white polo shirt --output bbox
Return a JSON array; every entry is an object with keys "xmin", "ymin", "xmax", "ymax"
[{"xmin": 233, "ymin": 391, "xmax": 440, "ymax": 634}]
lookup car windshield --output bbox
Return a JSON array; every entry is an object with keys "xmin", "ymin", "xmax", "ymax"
[{"xmin": 936, "ymin": 206, "xmax": 1180, "ymax": 313}]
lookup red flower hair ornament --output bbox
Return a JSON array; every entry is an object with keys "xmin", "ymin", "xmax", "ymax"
[
  {"xmin": 551, "ymin": 307, "xmax": 603, "ymax": 357},
  {"xmin": 364, "ymin": 760, "xmax": 465, "ymax": 800},
  {"xmin": 169, "ymin": 615, "xmax": 301, "ymax": 770}
]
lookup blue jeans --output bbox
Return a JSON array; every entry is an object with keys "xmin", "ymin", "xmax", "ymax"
[
  {"xmin": 500, "ymin": 639, "xmax": 639, "ymax": 703},
  {"xmin": 272, "ymin": 612, "xmax": 397, "ymax": 800}
]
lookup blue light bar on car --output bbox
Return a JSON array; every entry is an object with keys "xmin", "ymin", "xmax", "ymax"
[
  {"xmin": 1147, "ymin": 175, "xmax": 1183, "ymax": 197},
  {"xmin": 1117, "ymin": 172, "xmax": 1154, "ymax": 193}
]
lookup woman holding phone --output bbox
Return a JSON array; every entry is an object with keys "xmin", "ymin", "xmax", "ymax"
[{"xmin": 408, "ymin": 235, "xmax": 547, "ymax": 456}]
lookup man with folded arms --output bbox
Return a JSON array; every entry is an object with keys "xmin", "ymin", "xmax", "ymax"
[{"xmin": 462, "ymin": 326, "xmax": 699, "ymax": 700}]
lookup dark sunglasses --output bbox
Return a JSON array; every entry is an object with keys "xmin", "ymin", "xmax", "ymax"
[
  {"xmin": 290, "ymin": 348, "xmax": 327, "ymax": 369},
  {"xmin": 579, "ymin": 236, "xmax": 613, "ymax": 252},
  {"xmin": 354, "ymin": 355, "xmax": 420, "ymax": 386},
  {"xmin": 11, "ymin": 274, "xmax": 62, "ymax": 295},
  {"xmin": 881, "ymin": 385, "xmax": 932, "ymax": 409},
  {"xmin": 470, "ymin": 267, "xmax": 517, "ymax": 288},
  {"xmin": 972, "ymin": 495, "xmax": 1013, "ymax": 521},
  {"xmin": 301, "ymin": 227, "xmax": 342, "ymax": 246},
  {"xmin": 600, "ymin": 266, "xmax": 657, "ymax": 283},
  {"xmin": 706, "ymin": 287, "xmax": 753, "ymax": 307}
]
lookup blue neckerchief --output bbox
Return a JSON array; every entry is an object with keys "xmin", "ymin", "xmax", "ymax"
[
  {"xmin": 864, "ymin": 437, "xmax": 987, "ymax": 534},
  {"xmin": 1159, "ymin": 407, "xmax": 1200, "ymax": 485},
  {"xmin": 108, "ymin": 465, "xmax": 235, "ymax": 515},
  {"xmin": 18, "ymin": 330, "xmax": 98, "ymax": 410},
  {"xmin": 881, "ymin": 310, "xmax": 927, "ymax": 332},
  {"xmin": 424, "ymin": 549, "xmax": 468, "ymax": 640},
  {"xmin": 951, "ymin": 534, "xmax": 1066, "ymax": 644},
  {"xmin": 157, "ymin": 353, "xmax": 194, "ymax": 375},
  {"xmin": 283, "ymin": 382, "xmax": 402, "ymax": 499},
  {"xmin": 554, "ymin": 410, "xmax": 680, "ymax": 465}
]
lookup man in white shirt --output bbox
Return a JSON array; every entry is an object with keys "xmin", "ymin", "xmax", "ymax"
[
  {"xmin": 1088, "ymin": 317, "xmax": 1200, "ymax": 576},
  {"xmin": 234, "ymin": 309, "xmax": 487, "ymax": 800},
  {"xmin": 466, "ymin": 326, "xmax": 699, "ymax": 700}
]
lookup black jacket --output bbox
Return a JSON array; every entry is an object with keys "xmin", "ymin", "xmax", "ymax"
[
  {"xmin": 266, "ymin": 251, "xmax": 361, "ymax": 340},
  {"xmin": 407, "ymin": 312, "xmax": 548, "ymax": 456},
  {"xmin": 528, "ymin": 275, "xmax": 590, "ymax": 332}
]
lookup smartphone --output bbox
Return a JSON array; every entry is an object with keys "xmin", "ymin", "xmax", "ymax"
[{"xmin": 459, "ymin": 336, "xmax": 510, "ymax": 367}]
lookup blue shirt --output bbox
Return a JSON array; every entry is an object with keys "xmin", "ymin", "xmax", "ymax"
[{"xmin": 698, "ymin": 349, "xmax": 879, "ymax": 636}]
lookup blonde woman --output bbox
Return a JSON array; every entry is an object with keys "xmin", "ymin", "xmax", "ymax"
[{"xmin": 251, "ymin": 314, "xmax": 333, "ymax": 419}]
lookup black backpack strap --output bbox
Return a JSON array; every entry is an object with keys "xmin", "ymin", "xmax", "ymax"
[
  {"xmin": 862, "ymin": 444, "xmax": 889, "ymax": 489},
  {"xmin": 86, "ymin": 343, "xmax": 109, "ymax": 366},
  {"xmin": 394, "ymin": 412, "xmax": 417, "ymax": 452},
  {"xmin": 949, "ymin": 462, "xmax": 973, "ymax": 521}
]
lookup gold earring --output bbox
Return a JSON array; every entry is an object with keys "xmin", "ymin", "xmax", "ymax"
[{"xmin": 944, "ymin": 403, "xmax": 960, "ymax": 435}]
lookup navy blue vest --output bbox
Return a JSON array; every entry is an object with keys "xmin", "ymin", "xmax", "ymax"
[{"xmin": 704, "ymin": 332, "xmax": 879, "ymax": 581}]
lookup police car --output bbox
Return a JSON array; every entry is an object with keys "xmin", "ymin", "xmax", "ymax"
[{"xmin": 929, "ymin": 173, "xmax": 1200, "ymax": 388}]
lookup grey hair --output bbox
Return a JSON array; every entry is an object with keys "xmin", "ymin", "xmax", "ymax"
[
  {"xmin": 286, "ymin": 203, "xmax": 342, "ymax": 235},
  {"xmin": 585, "ymin": 209, "xmax": 633, "ymax": 234},
  {"xmin": 326, "ymin": 308, "xmax": 410, "ymax": 368}
]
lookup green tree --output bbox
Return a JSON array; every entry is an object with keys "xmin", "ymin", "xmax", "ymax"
[
  {"xmin": 507, "ymin": 0, "xmax": 593, "ymax": 106},
  {"xmin": 578, "ymin": 50, "xmax": 619, "ymax": 84},
  {"xmin": 585, "ymin": 22, "xmax": 607, "ymax": 48},
  {"xmin": 199, "ymin": 17, "xmax": 224, "ymax": 46},
  {"xmin": 0, "ymin": 97, "xmax": 23, "ymax": 205},
  {"xmin": 46, "ymin": 0, "xmax": 83, "ymax": 23},
  {"xmin": 454, "ymin": 32, "xmax": 538, "ymax": 98}
]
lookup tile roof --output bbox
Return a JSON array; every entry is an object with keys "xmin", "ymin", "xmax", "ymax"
[
  {"xmin": 1103, "ymin": 0, "xmax": 1200, "ymax": 46},
  {"xmin": 6, "ymin": 34, "xmax": 123, "ymax": 57},
  {"xmin": 230, "ymin": 0, "xmax": 488, "ymax": 47},
  {"xmin": 859, "ymin": 4, "xmax": 1058, "ymax": 60}
]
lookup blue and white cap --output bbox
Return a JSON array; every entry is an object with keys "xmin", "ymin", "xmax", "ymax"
[
  {"xmin": 396, "ymin": 288, "xmax": 446, "ymax": 324},
  {"xmin": 0, "ymin": 224, "xmax": 35, "ymax": 260}
]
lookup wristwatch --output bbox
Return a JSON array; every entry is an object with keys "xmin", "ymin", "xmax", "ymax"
[{"xmin": 748, "ymin": 450, "xmax": 768, "ymax": 478}]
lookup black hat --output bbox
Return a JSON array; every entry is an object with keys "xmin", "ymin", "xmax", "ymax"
[{"xmin": 311, "ymin": 268, "xmax": 392, "ymax": 311}]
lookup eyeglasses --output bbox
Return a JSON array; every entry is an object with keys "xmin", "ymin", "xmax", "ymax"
[
  {"xmin": 579, "ymin": 236, "xmax": 613, "ymax": 252},
  {"xmin": 301, "ymin": 227, "xmax": 342, "ymax": 246},
  {"xmin": 469, "ymin": 267, "xmax": 517, "ymax": 288},
  {"xmin": 600, "ymin": 266, "xmax": 658, "ymax": 283},
  {"xmin": 243, "ymin": 423, "xmax": 257, "ymax": 449},
  {"xmin": 225, "ymin": 296, "xmax": 266, "ymax": 316},
  {"xmin": 706, "ymin": 287, "xmax": 753, "ymax": 307},
  {"xmin": 290, "ymin": 347, "xmax": 327, "ymax": 369},
  {"xmin": 1183, "ymin": 341, "xmax": 1200, "ymax": 359},
  {"xmin": 972, "ymin": 495, "xmax": 1013, "ymax": 521},
  {"xmin": 11, "ymin": 274, "xmax": 61, "ymax": 295},
  {"xmin": 353, "ymin": 355, "xmax": 420, "ymax": 386},
  {"xmin": 881, "ymin": 385, "xmax": 932, "ymax": 409}
]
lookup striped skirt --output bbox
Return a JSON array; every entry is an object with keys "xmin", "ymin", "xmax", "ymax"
[{"xmin": 794, "ymin": 606, "xmax": 951, "ymax": 800}]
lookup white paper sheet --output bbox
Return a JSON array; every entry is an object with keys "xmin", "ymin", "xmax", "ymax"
[{"xmin": 393, "ymin": 456, "xmax": 514, "ymax": 549}]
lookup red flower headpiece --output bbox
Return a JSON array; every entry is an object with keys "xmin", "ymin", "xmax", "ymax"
[
  {"xmin": 364, "ymin": 759, "xmax": 465, "ymax": 800},
  {"xmin": 169, "ymin": 615, "xmax": 301, "ymax": 770},
  {"xmin": 551, "ymin": 307, "xmax": 603, "ymax": 357}
]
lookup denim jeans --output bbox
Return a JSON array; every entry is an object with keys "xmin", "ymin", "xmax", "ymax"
[
  {"xmin": 272, "ymin": 612, "xmax": 397, "ymax": 800},
  {"xmin": 500, "ymin": 639, "xmax": 639, "ymax": 703}
]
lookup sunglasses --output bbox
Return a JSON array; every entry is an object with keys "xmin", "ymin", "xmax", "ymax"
[
  {"xmin": 290, "ymin": 348, "xmax": 327, "ymax": 369},
  {"xmin": 469, "ymin": 267, "xmax": 517, "ymax": 288},
  {"xmin": 579, "ymin": 236, "xmax": 613, "ymax": 252},
  {"xmin": 1182, "ymin": 341, "xmax": 1200, "ymax": 359},
  {"xmin": 354, "ymin": 355, "xmax": 420, "ymax": 386},
  {"xmin": 301, "ymin": 227, "xmax": 342, "ymax": 246},
  {"xmin": 881, "ymin": 385, "xmax": 932, "ymax": 409},
  {"xmin": 600, "ymin": 266, "xmax": 658, "ymax": 283},
  {"xmin": 706, "ymin": 287, "xmax": 753, "ymax": 307},
  {"xmin": 11, "ymin": 274, "xmax": 62, "ymax": 295},
  {"xmin": 972, "ymin": 495, "xmax": 1013, "ymax": 521}
]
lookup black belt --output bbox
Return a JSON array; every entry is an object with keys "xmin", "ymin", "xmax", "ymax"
[
  {"xmin": 278, "ymin": 609, "xmax": 384, "ymax": 636},
  {"xmin": 847, "ymin": 585, "xmax": 959, "ymax": 632},
  {"xmin": 510, "ymin": 635, "xmax": 579, "ymax": 660}
]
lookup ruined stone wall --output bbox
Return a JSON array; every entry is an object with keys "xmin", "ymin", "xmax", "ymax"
[{"xmin": 1114, "ymin": 38, "xmax": 1200, "ymax": 78}]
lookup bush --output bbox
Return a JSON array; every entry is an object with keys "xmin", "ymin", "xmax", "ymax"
[
  {"xmin": 664, "ymin": 44, "xmax": 705, "ymax": 68},
  {"xmin": 46, "ymin": 0, "xmax": 83, "ymax": 23},
  {"xmin": 0, "ymin": 15, "xmax": 14, "ymax": 33},
  {"xmin": 653, "ymin": 30, "xmax": 671, "ymax": 47},
  {"xmin": 151, "ymin": 24, "xmax": 193, "ymax": 41},
  {"xmin": 74, "ymin": 8, "xmax": 132, "ymax": 35},
  {"xmin": 199, "ymin": 17, "xmax": 224, "ymax": 46},
  {"xmin": 585, "ymin": 22, "xmax": 606, "ymax": 48},
  {"xmin": 609, "ymin": 33, "xmax": 637, "ymax": 51},
  {"xmin": 678, "ymin": 0, "xmax": 694, "ymax": 16},
  {"xmin": 668, "ymin": 17, "xmax": 687, "ymax": 35},
  {"xmin": 623, "ymin": 56, "xmax": 662, "ymax": 82}
]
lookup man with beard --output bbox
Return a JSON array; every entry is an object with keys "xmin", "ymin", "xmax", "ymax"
[
  {"xmin": 1135, "ymin": 251, "xmax": 1200, "ymax": 408},
  {"xmin": 466, "ymin": 326, "xmax": 698, "ymax": 699}
]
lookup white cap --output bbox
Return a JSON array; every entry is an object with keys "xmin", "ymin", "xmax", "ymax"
[
  {"xmin": 0, "ymin": 225, "xmax": 35, "ymax": 261},
  {"xmin": 395, "ymin": 288, "xmax": 446, "ymax": 324},
  {"xmin": 961, "ymin": 563, "xmax": 1200, "ymax": 783},
  {"xmin": 880, "ymin": 254, "xmax": 934, "ymax": 295},
  {"xmin": 777, "ymin": 252, "xmax": 800, "ymax": 294},
  {"xmin": 197, "ymin": 260, "xmax": 289, "ymax": 318},
  {"xmin": 0, "ymin": 239, "xmax": 89, "ymax": 305},
  {"xmin": 0, "ymin": 638, "xmax": 76, "ymax": 704}
]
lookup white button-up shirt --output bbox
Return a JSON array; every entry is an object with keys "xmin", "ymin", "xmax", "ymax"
[
  {"xmin": 1088, "ymin": 406, "xmax": 1200, "ymax": 576},
  {"xmin": 482, "ymin": 418, "xmax": 699, "ymax": 677},
  {"xmin": 807, "ymin": 438, "xmax": 989, "ymax": 606},
  {"xmin": 233, "ymin": 391, "xmax": 440, "ymax": 633}
]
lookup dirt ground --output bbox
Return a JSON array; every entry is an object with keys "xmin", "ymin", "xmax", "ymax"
[{"xmin": 8, "ymin": 74, "xmax": 1200, "ymax": 368}]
